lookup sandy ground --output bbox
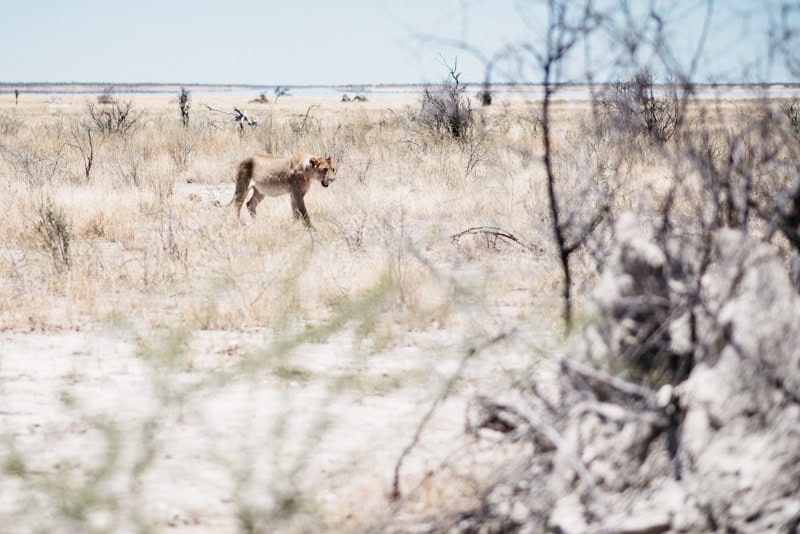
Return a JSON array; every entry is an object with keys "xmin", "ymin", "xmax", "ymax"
[{"xmin": 0, "ymin": 320, "xmax": 535, "ymax": 532}]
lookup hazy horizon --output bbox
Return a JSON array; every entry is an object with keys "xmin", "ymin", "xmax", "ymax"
[
  {"xmin": 1, "ymin": 1, "xmax": 797, "ymax": 87},
  {"xmin": 4, "ymin": 81, "xmax": 800, "ymax": 90}
]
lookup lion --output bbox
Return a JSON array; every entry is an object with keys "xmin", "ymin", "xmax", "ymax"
[{"xmin": 218, "ymin": 152, "xmax": 335, "ymax": 225}]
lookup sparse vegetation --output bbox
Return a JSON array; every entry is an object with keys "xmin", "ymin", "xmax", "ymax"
[
  {"xmin": 178, "ymin": 86, "xmax": 191, "ymax": 127},
  {"xmin": 67, "ymin": 119, "xmax": 94, "ymax": 181},
  {"xmin": 600, "ymin": 70, "xmax": 681, "ymax": 143},
  {"xmin": 417, "ymin": 57, "xmax": 473, "ymax": 140},
  {"xmin": 274, "ymin": 85, "xmax": 290, "ymax": 103},
  {"xmin": 34, "ymin": 198, "xmax": 72, "ymax": 271},
  {"xmin": 87, "ymin": 94, "xmax": 139, "ymax": 134},
  {"xmin": 783, "ymin": 96, "xmax": 800, "ymax": 136}
]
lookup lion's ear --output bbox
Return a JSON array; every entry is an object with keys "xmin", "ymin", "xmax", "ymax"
[
  {"xmin": 325, "ymin": 157, "xmax": 332, "ymax": 165},
  {"xmin": 309, "ymin": 157, "xmax": 320, "ymax": 168}
]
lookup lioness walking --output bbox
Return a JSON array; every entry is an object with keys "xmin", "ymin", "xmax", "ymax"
[{"xmin": 219, "ymin": 152, "xmax": 335, "ymax": 225}]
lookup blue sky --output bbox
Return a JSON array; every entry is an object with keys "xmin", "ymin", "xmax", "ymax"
[{"xmin": 0, "ymin": 0, "xmax": 796, "ymax": 86}]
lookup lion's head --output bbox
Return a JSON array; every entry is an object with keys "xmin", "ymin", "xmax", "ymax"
[{"xmin": 308, "ymin": 156, "xmax": 336, "ymax": 187}]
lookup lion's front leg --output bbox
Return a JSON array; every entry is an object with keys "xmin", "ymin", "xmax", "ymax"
[{"xmin": 290, "ymin": 189, "xmax": 311, "ymax": 226}]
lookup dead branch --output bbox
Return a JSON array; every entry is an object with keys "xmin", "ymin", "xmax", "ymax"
[
  {"xmin": 468, "ymin": 393, "xmax": 606, "ymax": 514},
  {"xmin": 511, "ymin": 395, "xmax": 606, "ymax": 514},
  {"xmin": 556, "ymin": 356, "xmax": 659, "ymax": 406},
  {"xmin": 451, "ymin": 226, "xmax": 540, "ymax": 253},
  {"xmin": 204, "ymin": 104, "xmax": 258, "ymax": 132}
]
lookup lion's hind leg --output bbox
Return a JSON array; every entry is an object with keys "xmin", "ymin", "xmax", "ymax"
[{"xmin": 246, "ymin": 189, "xmax": 265, "ymax": 218}]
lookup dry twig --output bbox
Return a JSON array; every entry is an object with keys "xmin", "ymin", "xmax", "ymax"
[{"xmin": 451, "ymin": 226, "xmax": 539, "ymax": 253}]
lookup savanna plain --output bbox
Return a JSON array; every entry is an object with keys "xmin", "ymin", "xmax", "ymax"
[{"xmin": 0, "ymin": 85, "xmax": 798, "ymax": 532}]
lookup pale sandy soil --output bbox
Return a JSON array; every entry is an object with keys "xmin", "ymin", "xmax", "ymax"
[{"xmin": 0, "ymin": 321, "xmax": 537, "ymax": 532}]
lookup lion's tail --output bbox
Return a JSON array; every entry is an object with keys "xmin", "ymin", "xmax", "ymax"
[{"xmin": 214, "ymin": 158, "xmax": 254, "ymax": 209}]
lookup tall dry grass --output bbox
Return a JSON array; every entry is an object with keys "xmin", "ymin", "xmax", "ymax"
[
  {"xmin": 2, "ymin": 90, "xmax": 797, "ymax": 346},
  {"xmin": 0, "ymin": 92, "xmax": 557, "ymax": 335}
]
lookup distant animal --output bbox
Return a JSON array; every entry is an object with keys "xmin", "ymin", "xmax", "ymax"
[
  {"xmin": 216, "ymin": 153, "xmax": 336, "ymax": 225},
  {"xmin": 341, "ymin": 94, "xmax": 367, "ymax": 103}
]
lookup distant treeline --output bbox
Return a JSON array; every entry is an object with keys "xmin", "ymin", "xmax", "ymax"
[
  {"xmin": 0, "ymin": 83, "xmax": 271, "ymax": 94},
  {"xmin": 2, "ymin": 81, "xmax": 798, "ymax": 96}
]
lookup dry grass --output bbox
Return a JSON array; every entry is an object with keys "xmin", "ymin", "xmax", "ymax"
[{"xmin": 0, "ymin": 92, "xmax": 559, "ymax": 334}]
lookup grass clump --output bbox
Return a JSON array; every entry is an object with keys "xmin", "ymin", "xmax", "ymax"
[{"xmin": 35, "ymin": 198, "xmax": 72, "ymax": 272}]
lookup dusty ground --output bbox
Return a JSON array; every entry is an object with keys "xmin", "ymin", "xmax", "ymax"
[{"xmin": 0, "ymin": 320, "xmax": 540, "ymax": 532}]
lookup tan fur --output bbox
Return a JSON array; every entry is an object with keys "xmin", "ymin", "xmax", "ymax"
[{"xmin": 220, "ymin": 152, "xmax": 335, "ymax": 225}]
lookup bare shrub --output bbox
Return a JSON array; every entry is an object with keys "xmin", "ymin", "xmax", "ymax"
[
  {"xmin": 87, "ymin": 96, "xmax": 139, "ymax": 135},
  {"xmin": 178, "ymin": 87, "xmax": 191, "ymax": 127},
  {"xmin": 274, "ymin": 86, "xmax": 290, "ymax": 102},
  {"xmin": 478, "ymin": 81, "xmax": 492, "ymax": 106},
  {"xmin": 0, "ymin": 140, "xmax": 66, "ymax": 187},
  {"xmin": 782, "ymin": 97, "xmax": 800, "ymax": 136},
  {"xmin": 290, "ymin": 105, "xmax": 319, "ymax": 135},
  {"xmin": 35, "ymin": 199, "xmax": 72, "ymax": 272},
  {"xmin": 600, "ymin": 70, "xmax": 681, "ymax": 143},
  {"xmin": 97, "ymin": 86, "xmax": 115, "ymax": 104},
  {"xmin": 166, "ymin": 132, "xmax": 194, "ymax": 177},
  {"xmin": 67, "ymin": 119, "xmax": 94, "ymax": 181},
  {"xmin": 157, "ymin": 205, "xmax": 185, "ymax": 264},
  {"xmin": 108, "ymin": 138, "xmax": 150, "ymax": 187},
  {"xmin": 330, "ymin": 209, "xmax": 368, "ymax": 252},
  {"xmin": 417, "ymin": 58, "xmax": 473, "ymax": 140}
]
